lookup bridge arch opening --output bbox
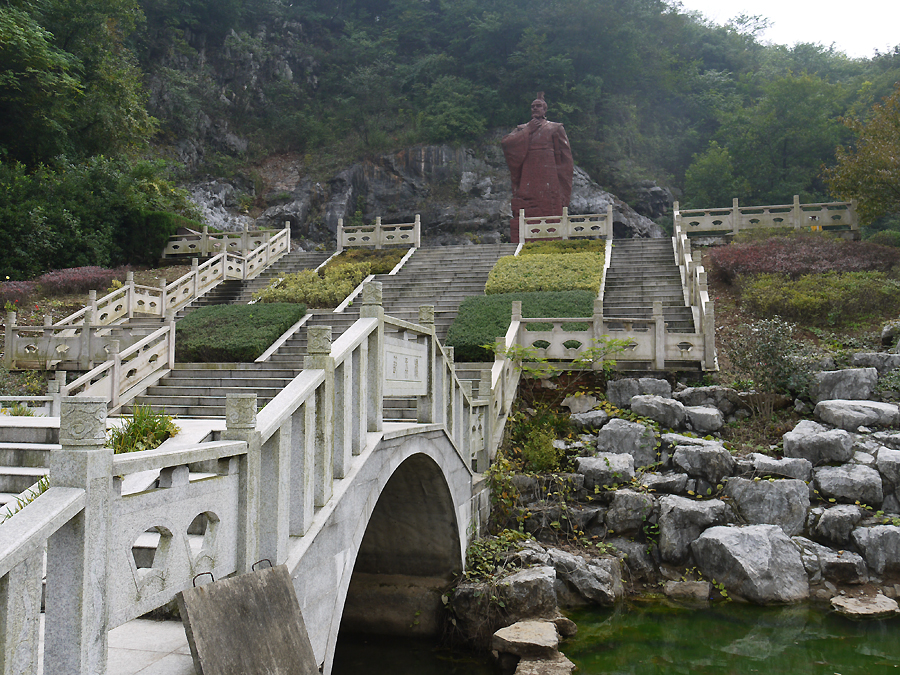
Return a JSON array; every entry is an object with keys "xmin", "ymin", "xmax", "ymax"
[{"xmin": 339, "ymin": 452, "xmax": 463, "ymax": 638}]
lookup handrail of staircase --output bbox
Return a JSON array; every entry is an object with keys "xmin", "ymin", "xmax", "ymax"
[
  {"xmin": 61, "ymin": 319, "xmax": 175, "ymax": 410},
  {"xmin": 162, "ymin": 223, "xmax": 283, "ymax": 259},
  {"xmin": 52, "ymin": 226, "xmax": 290, "ymax": 330},
  {"xmin": 674, "ymin": 196, "xmax": 858, "ymax": 236},
  {"xmin": 255, "ymin": 313, "xmax": 312, "ymax": 363},
  {"xmin": 673, "ymin": 219, "xmax": 716, "ymax": 369},
  {"xmin": 517, "ymin": 206, "xmax": 614, "ymax": 242},
  {"xmin": 337, "ymin": 215, "xmax": 421, "ymax": 252}
]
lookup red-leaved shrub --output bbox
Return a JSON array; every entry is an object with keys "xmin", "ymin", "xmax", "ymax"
[
  {"xmin": 35, "ymin": 267, "xmax": 128, "ymax": 296},
  {"xmin": 709, "ymin": 235, "xmax": 900, "ymax": 283}
]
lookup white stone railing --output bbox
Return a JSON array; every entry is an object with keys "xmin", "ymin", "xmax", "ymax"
[
  {"xmin": 337, "ymin": 215, "xmax": 421, "ymax": 252},
  {"xmin": 674, "ymin": 196, "xmax": 858, "ymax": 237},
  {"xmin": 673, "ymin": 218, "xmax": 717, "ymax": 370},
  {"xmin": 3, "ymin": 229, "xmax": 289, "ymax": 371},
  {"xmin": 162, "ymin": 224, "xmax": 288, "ymax": 259},
  {"xmin": 0, "ymin": 280, "xmax": 500, "ymax": 674},
  {"xmin": 517, "ymin": 206, "xmax": 614, "ymax": 242},
  {"xmin": 61, "ymin": 321, "xmax": 176, "ymax": 409}
]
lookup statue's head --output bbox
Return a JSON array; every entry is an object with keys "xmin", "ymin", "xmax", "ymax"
[{"xmin": 531, "ymin": 92, "xmax": 547, "ymax": 119}]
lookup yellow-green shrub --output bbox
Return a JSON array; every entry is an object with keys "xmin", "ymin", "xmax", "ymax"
[
  {"xmin": 485, "ymin": 252, "xmax": 603, "ymax": 295},
  {"xmin": 741, "ymin": 271, "xmax": 900, "ymax": 325},
  {"xmin": 329, "ymin": 247, "xmax": 409, "ymax": 274},
  {"xmin": 254, "ymin": 262, "xmax": 371, "ymax": 308},
  {"xmin": 519, "ymin": 239, "xmax": 607, "ymax": 256}
]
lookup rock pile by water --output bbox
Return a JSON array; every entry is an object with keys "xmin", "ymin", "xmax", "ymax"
[{"xmin": 454, "ymin": 361, "xmax": 900, "ymax": 637}]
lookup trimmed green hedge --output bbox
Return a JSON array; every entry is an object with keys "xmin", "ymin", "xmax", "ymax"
[
  {"xmin": 254, "ymin": 262, "xmax": 371, "ymax": 308},
  {"xmin": 518, "ymin": 239, "xmax": 607, "ymax": 256},
  {"xmin": 484, "ymin": 252, "xmax": 603, "ymax": 295},
  {"xmin": 175, "ymin": 303, "xmax": 306, "ymax": 362},
  {"xmin": 445, "ymin": 291, "xmax": 595, "ymax": 362}
]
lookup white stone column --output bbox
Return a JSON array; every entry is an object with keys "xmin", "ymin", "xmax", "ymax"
[
  {"xmin": 417, "ymin": 305, "xmax": 435, "ymax": 424},
  {"xmin": 305, "ymin": 327, "xmax": 334, "ymax": 507},
  {"xmin": 653, "ymin": 301, "xmax": 666, "ymax": 370},
  {"xmin": 359, "ymin": 281, "xmax": 383, "ymax": 432},
  {"xmin": 44, "ymin": 398, "xmax": 111, "ymax": 675},
  {"xmin": 223, "ymin": 393, "xmax": 260, "ymax": 572}
]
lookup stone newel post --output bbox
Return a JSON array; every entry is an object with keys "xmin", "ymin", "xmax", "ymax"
[
  {"xmin": 45, "ymin": 398, "xmax": 111, "ymax": 675},
  {"xmin": 359, "ymin": 281, "xmax": 384, "ymax": 432},
  {"xmin": 305, "ymin": 326, "xmax": 334, "ymax": 507},
  {"xmin": 223, "ymin": 393, "xmax": 261, "ymax": 571}
]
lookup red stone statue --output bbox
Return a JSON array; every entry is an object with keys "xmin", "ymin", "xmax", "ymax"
[{"xmin": 501, "ymin": 92, "xmax": 574, "ymax": 242}]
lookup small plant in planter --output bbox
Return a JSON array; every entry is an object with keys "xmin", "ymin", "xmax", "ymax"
[{"xmin": 107, "ymin": 405, "xmax": 179, "ymax": 454}]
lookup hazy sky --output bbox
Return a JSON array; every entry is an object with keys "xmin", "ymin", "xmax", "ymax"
[{"xmin": 672, "ymin": 0, "xmax": 899, "ymax": 59}]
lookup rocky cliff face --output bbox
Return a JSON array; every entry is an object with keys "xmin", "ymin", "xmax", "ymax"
[{"xmin": 189, "ymin": 140, "xmax": 666, "ymax": 247}]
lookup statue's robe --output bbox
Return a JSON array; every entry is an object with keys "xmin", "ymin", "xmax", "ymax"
[{"xmin": 502, "ymin": 119, "xmax": 574, "ymax": 242}]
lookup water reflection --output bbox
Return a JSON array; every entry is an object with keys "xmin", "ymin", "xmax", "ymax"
[
  {"xmin": 332, "ymin": 633, "xmax": 500, "ymax": 675},
  {"xmin": 565, "ymin": 602, "xmax": 900, "ymax": 674}
]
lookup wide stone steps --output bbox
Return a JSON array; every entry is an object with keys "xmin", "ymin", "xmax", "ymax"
[{"xmin": 603, "ymin": 238, "xmax": 695, "ymax": 334}]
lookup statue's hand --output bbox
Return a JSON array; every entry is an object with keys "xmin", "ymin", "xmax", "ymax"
[{"xmin": 527, "ymin": 118, "xmax": 543, "ymax": 132}]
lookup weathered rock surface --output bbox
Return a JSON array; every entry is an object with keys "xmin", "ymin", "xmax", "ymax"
[
  {"xmin": 811, "ymin": 505, "xmax": 865, "ymax": 547},
  {"xmin": 663, "ymin": 580, "xmax": 711, "ymax": 601},
  {"xmin": 684, "ymin": 405, "xmax": 725, "ymax": 433},
  {"xmin": 793, "ymin": 536, "xmax": 868, "ymax": 584},
  {"xmin": 725, "ymin": 478, "xmax": 809, "ymax": 536},
  {"xmin": 692, "ymin": 525, "xmax": 809, "ymax": 604},
  {"xmin": 494, "ymin": 567, "xmax": 558, "ymax": 619},
  {"xmin": 562, "ymin": 395, "xmax": 600, "ymax": 415},
  {"xmin": 810, "ymin": 368, "xmax": 878, "ymax": 403},
  {"xmin": 605, "ymin": 489, "xmax": 658, "ymax": 534},
  {"xmin": 568, "ymin": 410, "xmax": 609, "ymax": 431},
  {"xmin": 814, "ymin": 464, "xmax": 883, "ymax": 507},
  {"xmin": 746, "ymin": 453, "xmax": 813, "ymax": 482},
  {"xmin": 492, "ymin": 620, "xmax": 559, "ymax": 659},
  {"xmin": 672, "ymin": 443, "xmax": 735, "ymax": 484},
  {"xmin": 814, "ymin": 400, "xmax": 900, "ymax": 432},
  {"xmin": 850, "ymin": 352, "xmax": 900, "ymax": 374},
  {"xmin": 851, "ymin": 525, "xmax": 900, "ymax": 575},
  {"xmin": 513, "ymin": 653, "xmax": 577, "ymax": 675},
  {"xmin": 673, "ymin": 386, "xmax": 743, "ymax": 416},
  {"xmin": 576, "ymin": 454, "xmax": 635, "ymax": 488},
  {"xmin": 593, "ymin": 419, "xmax": 658, "ymax": 468},
  {"xmin": 547, "ymin": 548, "xmax": 623, "ymax": 606},
  {"xmin": 783, "ymin": 420, "xmax": 854, "ymax": 465},
  {"xmin": 630, "ymin": 395, "xmax": 686, "ymax": 429},
  {"xmin": 606, "ymin": 378, "xmax": 671, "ymax": 409},
  {"xmin": 831, "ymin": 594, "xmax": 899, "ymax": 619},
  {"xmin": 638, "ymin": 471, "xmax": 689, "ymax": 494},
  {"xmin": 658, "ymin": 495, "xmax": 728, "ymax": 564}
]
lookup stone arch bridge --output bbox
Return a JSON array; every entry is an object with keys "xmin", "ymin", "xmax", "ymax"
[{"xmin": 0, "ymin": 282, "xmax": 516, "ymax": 675}]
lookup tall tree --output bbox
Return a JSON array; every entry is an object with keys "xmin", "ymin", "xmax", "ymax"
[{"xmin": 826, "ymin": 84, "xmax": 900, "ymax": 224}]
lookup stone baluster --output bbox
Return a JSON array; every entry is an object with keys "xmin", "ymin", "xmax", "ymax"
[
  {"xmin": 125, "ymin": 271, "xmax": 135, "ymax": 319},
  {"xmin": 44, "ymin": 398, "xmax": 111, "ymax": 675},
  {"xmin": 653, "ymin": 301, "xmax": 666, "ymax": 370},
  {"xmin": 3, "ymin": 311, "xmax": 14, "ymax": 370},
  {"xmin": 158, "ymin": 278, "xmax": 167, "ymax": 317},
  {"xmin": 222, "ymin": 393, "xmax": 261, "ymax": 571},
  {"xmin": 360, "ymin": 281, "xmax": 383, "ymax": 432},
  {"xmin": 731, "ymin": 197, "xmax": 740, "ymax": 235},
  {"xmin": 305, "ymin": 326, "xmax": 334, "ymax": 507},
  {"xmin": 417, "ymin": 305, "xmax": 436, "ymax": 424}
]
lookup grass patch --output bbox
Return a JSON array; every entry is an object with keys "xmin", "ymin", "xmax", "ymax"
[
  {"xmin": 485, "ymin": 252, "xmax": 604, "ymax": 295},
  {"xmin": 741, "ymin": 271, "xmax": 900, "ymax": 326},
  {"xmin": 519, "ymin": 239, "xmax": 607, "ymax": 256},
  {"xmin": 107, "ymin": 405, "xmax": 179, "ymax": 454},
  {"xmin": 445, "ymin": 291, "xmax": 595, "ymax": 362},
  {"xmin": 176, "ymin": 303, "xmax": 306, "ymax": 362},
  {"xmin": 328, "ymin": 247, "xmax": 409, "ymax": 274}
]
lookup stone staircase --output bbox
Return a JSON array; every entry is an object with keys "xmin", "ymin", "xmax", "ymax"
[
  {"xmin": 129, "ymin": 244, "xmax": 515, "ymax": 420},
  {"xmin": 602, "ymin": 238, "xmax": 694, "ymax": 332},
  {"xmin": 0, "ymin": 420, "xmax": 57, "ymax": 507}
]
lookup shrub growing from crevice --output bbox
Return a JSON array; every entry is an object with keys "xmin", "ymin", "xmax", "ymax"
[
  {"xmin": 106, "ymin": 405, "xmax": 179, "ymax": 454},
  {"xmin": 175, "ymin": 303, "xmax": 306, "ymax": 362}
]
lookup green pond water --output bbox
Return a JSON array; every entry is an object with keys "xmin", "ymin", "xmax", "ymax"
[{"xmin": 334, "ymin": 602, "xmax": 900, "ymax": 675}]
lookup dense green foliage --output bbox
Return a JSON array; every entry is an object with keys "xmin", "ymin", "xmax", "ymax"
[
  {"xmin": 175, "ymin": 302, "xmax": 306, "ymax": 362},
  {"xmin": 445, "ymin": 291, "xmax": 595, "ymax": 362},
  {"xmin": 328, "ymin": 248, "xmax": 409, "ymax": 275},
  {"xmin": 741, "ymin": 271, "xmax": 900, "ymax": 326},
  {"xmin": 485, "ymin": 252, "xmax": 604, "ymax": 295},
  {"xmin": 4, "ymin": 0, "xmax": 900, "ymax": 279},
  {"xmin": 254, "ymin": 262, "xmax": 370, "ymax": 307}
]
